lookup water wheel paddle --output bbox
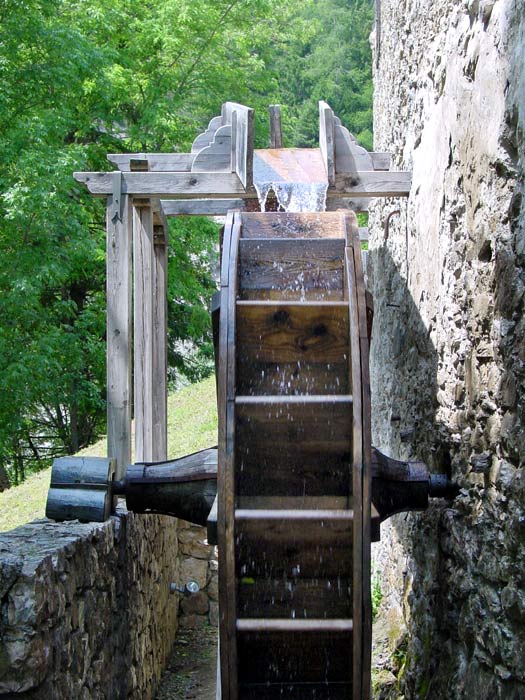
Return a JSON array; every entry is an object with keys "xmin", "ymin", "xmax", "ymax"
[{"xmin": 217, "ymin": 210, "xmax": 379, "ymax": 700}]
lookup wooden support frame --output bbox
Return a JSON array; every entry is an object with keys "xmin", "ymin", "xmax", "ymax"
[
  {"xmin": 133, "ymin": 201, "xmax": 168, "ymax": 463},
  {"xmin": 106, "ymin": 192, "xmax": 132, "ymax": 478}
]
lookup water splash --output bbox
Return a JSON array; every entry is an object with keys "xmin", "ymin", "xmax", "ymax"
[{"xmin": 255, "ymin": 181, "xmax": 328, "ymax": 213}]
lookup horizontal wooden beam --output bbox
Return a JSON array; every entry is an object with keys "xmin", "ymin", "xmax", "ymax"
[
  {"xmin": 74, "ymin": 171, "xmax": 255, "ymax": 198},
  {"xmin": 161, "ymin": 199, "xmax": 246, "ymax": 216},
  {"xmin": 331, "ymin": 171, "xmax": 411, "ymax": 197},
  {"xmin": 108, "ymin": 153, "xmax": 194, "ymax": 172},
  {"xmin": 75, "ymin": 169, "xmax": 410, "ymax": 199}
]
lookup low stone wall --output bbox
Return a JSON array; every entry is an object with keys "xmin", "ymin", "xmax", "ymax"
[
  {"xmin": 0, "ymin": 508, "xmax": 182, "ymax": 699},
  {"xmin": 177, "ymin": 522, "xmax": 218, "ymax": 629}
]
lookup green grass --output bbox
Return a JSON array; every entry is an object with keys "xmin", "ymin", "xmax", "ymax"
[{"xmin": 0, "ymin": 376, "xmax": 218, "ymax": 533}]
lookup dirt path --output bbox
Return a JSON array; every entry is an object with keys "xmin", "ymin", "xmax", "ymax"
[{"xmin": 155, "ymin": 626, "xmax": 218, "ymax": 700}]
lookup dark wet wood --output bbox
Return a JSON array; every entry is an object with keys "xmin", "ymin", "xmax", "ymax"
[
  {"xmin": 241, "ymin": 212, "xmax": 345, "ymax": 239},
  {"xmin": 237, "ymin": 577, "xmax": 352, "ymax": 619},
  {"xmin": 237, "ymin": 630, "xmax": 352, "ymax": 685},
  {"xmin": 343, "ymin": 210, "xmax": 364, "ymax": 700},
  {"xmin": 217, "ymin": 211, "xmax": 376, "ymax": 699},
  {"xmin": 238, "ymin": 238, "xmax": 345, "ymax": 301},
  {"xmin": 235, "ymin": 399, "xmax": 352, "ymax": 499}
]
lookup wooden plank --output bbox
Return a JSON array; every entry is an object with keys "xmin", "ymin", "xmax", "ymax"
[
  {"xmin": 108, "ymin": 153, "xmax": 194, "ymax": 172},
  {"xmin": 133, "ymin": 203, "xmax": 155, "ymax": 462},
  {"xmin": 106, "ymin": 194, "xmax": 132, "ymax": 478},
  {"xmin": 236, "ymin": 400, "xmax": 352, "ymax": 499},
  {"xmin": 334, "ymin": 122, "xmax": 373, "ymax": 172},
  {"xmin": 332, "ymin": 171, "xmax": 412, "ymax": 197},
  {"xmin": 237, "ymin": 495, "xmax": 348, "ymax": 509},
  {"xmin": 151, "ymin": 199, "xmax": 168, "ymax": 235},
  {"xmin": 349, "ymin": 216, "xmax": 373, "ymax": 700},
  {"xmin": 343, "ymin": 211, "xmax": 364, "ymax": 700},
  {"xmin": 326, "ymin": 197, "xmax": 372, "ymax": 213},
  {"xmin": 237, "ymin": 629, "xmax": 352, "ymax": 684},
  {"xmin": 161, "ymin": 199, "xmax": 245, "ymax": 216},
  {"xmin": 236, "ymin": 515, "xmax": 353, "ymax": 579},
  {"xmin": 237, "ymin": 620, "xmax": 353, "ymax": 633},
  {"xmin": 241, "ymin": 212, "xmax": 344, "ymax": 239},
  {"xmin": 235, "ymin": 508, "xmax": 353, "ymax": 521},
  {"xmin": 319, "ymin": 101, "xmax": 335, "ymax": 186},
  {"xmin": 238, "ymin": 238, "xmax": 345, "ymax": 301},
  {"xmin": 74, "ymin": 171, "xmax": 252, "ymax": 198},
  {"xmin": 192, "ymin": 125, "xmax": 232, "ymax": 172},
  {"xmin": 235, "ymin": 395, "xmax": 353, "ymax": 404},
  {"xmin": 237, "ymin": 577, "xmax": 352, "ymax": 619},
  {"xmin": 269, "ymin": 105, "xmax": 283, "ymax": 148},
  {"xmin": 218, "ymin": 212, "xmax": 241, "ymax": 700},
  {"xmin": 192, "ymin": 115, "xmax": 223, "ymax": 153},
  {"xmin": 235, "ymin": 301, "xmax": 350, "ymax": 363},
  {"xmin": 239, "ymin": 683, "xmax": 351, "ymax": 700},
  {"xmin": 152, "ymin": 231, "xmax": 168, "ymax": 460},
  {"xmin": 225, "ymin": 103, "xmax": 254, "ymax": 189},
  {"xmin": 236, "ymin": 301, "xmax": 350, "ymax": 395}
]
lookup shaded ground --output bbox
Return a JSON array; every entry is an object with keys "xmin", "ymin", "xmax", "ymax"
[{"xmin": 155, "ymin": 626, "xmax": 218, "ymax": 700}]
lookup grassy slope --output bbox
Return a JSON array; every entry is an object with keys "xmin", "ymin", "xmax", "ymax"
[{"xmin": 0, "ymin": 376, "xmax": 217, "ymax": 533}]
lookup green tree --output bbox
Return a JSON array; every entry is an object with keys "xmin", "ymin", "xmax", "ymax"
[{"xmin": 270, "ymin": 0, "xmax": 375, "ymax": 150}]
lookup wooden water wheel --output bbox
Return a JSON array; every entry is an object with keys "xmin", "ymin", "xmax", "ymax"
[{"xmin": 217, "ymin": 210, "xmax": 380, "ymax": 700}]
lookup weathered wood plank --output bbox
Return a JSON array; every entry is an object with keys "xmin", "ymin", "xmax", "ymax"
[
  {"xmin": 238, "ymin": 683, "xmax": 351, "ymax": 700},
  {"xmin": 161, "ymin": 199, "xmax": 245, "ymax": 216},
  {"xmin": 76, "ymin": 169, "xmax": 411, "ymax": 198},
  {"xmin": 269, "ymin": 105, "xmax": 283, "ymax": 148},
  {"xmin": 238, "ymin": 237, "xmax": 345, "ymax": 301},
  {"xmin": 108, "ymin": 153, "xmax": 194, "ymax": 172},
  {"xmin": 334, "ymin": 120, "xmax": 373, "ymax": 172},
  {"xmin": 236, "ymin": 513, "xmax": 353, "ymax": 578},
  {"xmin": 349, "ymin": 216, "xmax": 373, "ymax": 700},
  {"xmin": 325, "ymin": 197, "xmax": 372, "ymax": 213},
  {"xmin": 218, "ymin": 212, "xmax": 241, "ymax": 700},
  {"xmin": 319, "ymin": 101, "xmax": 335, "ymax": 186},
  {"xmin": 106, "ymin": 194, "xmax": 132, "ymax": 478},
  {"xmin": 237, "ymin": 576, "xmax": 352, "ymax": 619},
  {"xmin": 238, "ymin": 630, "xmax": 352, "ymax": 685},
  {"xmin": 151, "ymin": 198, "xmax": 169, "ymax": 236},
  {"xmin": 332, "ymin": 171, "xmax": 412, "ymax": 196},
  {"xmin": 74, "ymin": 171, "xmax": 253, "ymax": 197},
  {"xmin": 222, "ymin": 102, "xmax": 254, "ymax": 189},
  {"xmin": 192, "ymin": 115, "xmax": 223, "ymax": 153},
  {"xmin": 192, "ymin": 125, "xmax": 232, "ymax": 172},
  {"xmin": 343, "ymin": 211, "xmax": 364, "ymax": 700},
  {"xmin": 152, "ymin": 229, "xmax": 168, "ymax": 461},
  {"xmin": 236, "ymin": 400, "xmax": 352, "ymax": 499},
  {"xmin": 235, "ymin": 301, "xmax": 350, "ymax": 364},
  {"xmin": 237, "ymin": 619, "xmax": 353, "ymax": 633},
  {"xmin": 133, "ymin": 204, "xmax": 155, "ymax": 462},
  {"xmin": 241, "ymin": 212, "xmax": 345, "ymax": 239}
]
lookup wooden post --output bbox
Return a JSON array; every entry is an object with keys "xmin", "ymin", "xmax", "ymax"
[
  {"xmin": 133, "ymin": 202, "xmax": 155, "ymax": 463},
  {"xmin": 153, "ymin": 225, "xmax": 168, "ymax": 461},
  {"xmin": 106, "ymin": 192, "xmax": 132, "ymax": 479},
  {"xmin": 269, "ymin": 105, "xmax": 283, "ymax": 148}
]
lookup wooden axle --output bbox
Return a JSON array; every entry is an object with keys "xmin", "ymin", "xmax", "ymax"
[
  {"xmin": 46, "ymin": 448, "xmax": 218, "ymax": 527},
  {"xmin": 46, "ymin": 447, "xmax": 456, "ymax": 530}
]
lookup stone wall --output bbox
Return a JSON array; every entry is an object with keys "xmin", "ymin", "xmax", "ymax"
[
  {"xmin": 177, "ymin": 522, "xmax": 218, "ymax": 629},
  {"xmin": 0, "ymin": 509, "xmax": 183, "ymax": 699},
  {"xmin": 369, "ymin": 0, "xmax": 524, "ymax": 698}
]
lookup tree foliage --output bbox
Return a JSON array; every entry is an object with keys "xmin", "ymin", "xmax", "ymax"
[{"xmin": 0, "ymin": 0, "xmax": 374, "ymax": 483}]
